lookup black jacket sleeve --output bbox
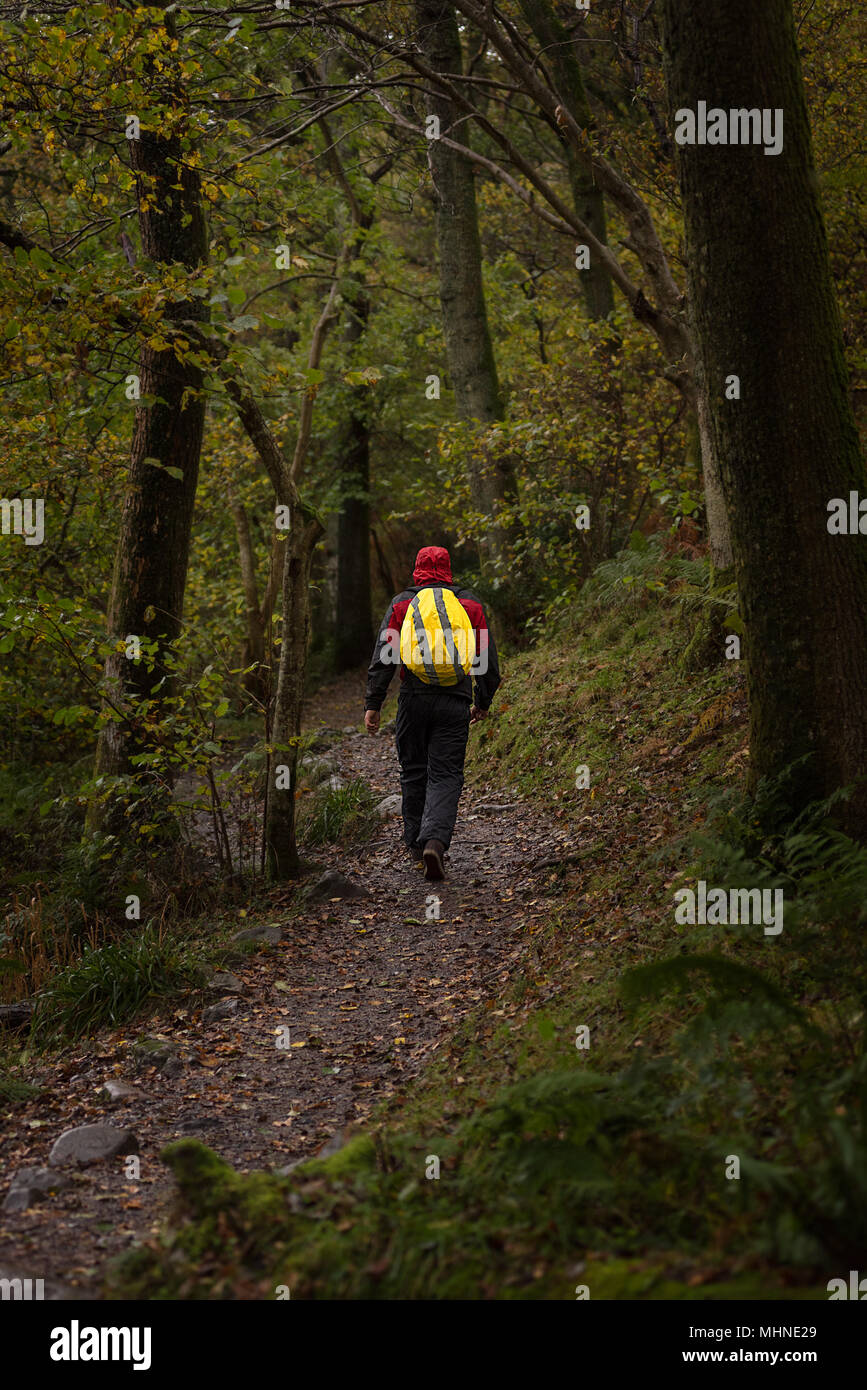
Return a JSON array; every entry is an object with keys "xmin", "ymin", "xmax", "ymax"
[
  {"xmin": 473, "ymin": 605, "xmax": 501, "ymax": 710},
  {"xmin": 364, "ymin": 598, "xmax": 399, "ymax": 711}
]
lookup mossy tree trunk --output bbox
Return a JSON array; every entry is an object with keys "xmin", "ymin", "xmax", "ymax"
[
  {"xmin": 333, "ymin": 210, "xmax": 374, "ymax": 672},
  {"xmin": 88, "ymin": 107, "xmax": 208, "ymax": 829},
  {"xmin": 414, "ymin": 0, "xmax": 519, "ymax": 576},
  {"xmin": 517, "ymin": 0, "xmax": 614, "ymax": 321},
  {"xmin": 266, "ymin": 508, "xmax": 322, "ymax": 878},
  {"xmin": 662, "ymin": 0, "xmax": 867, "ymax": 835}
]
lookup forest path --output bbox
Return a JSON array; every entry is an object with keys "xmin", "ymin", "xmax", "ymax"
[{"xmin": 0, "ymin": 672, "xmax": 583, "ymax": 1298}]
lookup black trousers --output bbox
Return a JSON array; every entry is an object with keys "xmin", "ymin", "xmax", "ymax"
[{"xmin": 395, "ymin": 690, "xmax": 471, "ymax": 852}]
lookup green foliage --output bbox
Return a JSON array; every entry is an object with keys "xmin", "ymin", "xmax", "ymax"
[
  {"xmin": 616, "ymin": 776, "xmax": 867, "ymax": 1266},
  {"xmin": 434, "ymin": 315, "xmax": 695, "ymax": 634},
  {"xmin": 297, "ymin": 778, "xmax": 379, "ymax": 846},
  {"xmin": 0, "ymin": 1069, "xmax": 42, "ymax": 1104},
  {"xmin": 30, "ymin": 925, "xmax": 203, "ymax": 1045}
]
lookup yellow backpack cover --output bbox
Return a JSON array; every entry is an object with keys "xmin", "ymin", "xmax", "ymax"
[{"xmin": 399, "ymin": 586, "xmax": 476, "ymax": 686}]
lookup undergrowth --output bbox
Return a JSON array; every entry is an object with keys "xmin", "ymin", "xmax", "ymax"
[{"xmin": 107, "ymin": 548, "xmax": 865, "ymax": 1300}]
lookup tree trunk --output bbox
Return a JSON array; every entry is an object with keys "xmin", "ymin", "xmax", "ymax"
[
  {"xmin": 661, "ymin": 0, "xmax": 867, "ymax": 835},
  {"xmin": 266, "ymin": 510, "xmax": 322, "ymax": 878},
  {"xmin": 88, "ymin": 118, "xmax": 208, "ymax": 825},
  {"xmin": 335, "ymin": 404, "xmax": 373, "ymax": 669},
  {"xmin": 228, "ymin": 492, "xmax": 281, "ymax": 707},
  {"xmin": 416, "ymin": 0, "xmax": 502, "ymax": 425},
  {"xmin": 414, "ymin": 0, "xmax": 519, "ymax": 575},
  {"xmin": 334, "ymin": 222, "xmax": 374, "ymax": 671},
  {"xmin": 517, "ymin": 0, "xmax": 614, "ymax": 320},
  {"xmin": 694, "ymin": 384, "xmax": 732, "ymax": 571}
]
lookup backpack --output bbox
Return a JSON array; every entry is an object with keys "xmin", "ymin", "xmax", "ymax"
[{"xmin": 399, "ymin": 586, "xmax": 476, "ymax": 686}]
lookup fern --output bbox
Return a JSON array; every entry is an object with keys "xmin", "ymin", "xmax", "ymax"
[
  {"xmin": 621, "ymin": 952, "xmax": 823, "ymax": 1039},
  {"xmin": 685, "ymin": 691, "xmax": 740, "ymax": 744}
]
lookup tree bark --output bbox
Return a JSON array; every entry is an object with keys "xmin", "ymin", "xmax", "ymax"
[
  {"xmin": 414, "ymin": 0, "xmax": 519, "ymax": 577},
  {"xmin": 661, "ymin": 0, "xmax": 867, "ymax": 835},
  {"xmin": 88, "ymin": 114, "xmax": 208, "ymax": 825},
  {"xmin": 335, "ymin": 399, "xmax": 373, "ymax": 670},
  {"xmin": 266, "ymin": 508, "xmax": 321, "ymax": 878},
  {"xmin": 694, "ymin": 383, "xmax": 732, "ymax": 571},
  {"xmin": 517, "ymin": 0, "xmax": 614, "ymax": 321},
  {"xmin": 334, "ymin": 217, "xmax": 374, "ymax": 672},
  {"xmin": 228, "ymin": 490, "xmax": 281, "ymax": 707},
  {"xmin": 416, "ymin": 0, "xmax": 503, "ymax": 425}
]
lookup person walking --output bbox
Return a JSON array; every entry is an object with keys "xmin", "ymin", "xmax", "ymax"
[{"xmin": 364, "ymin": 546, "xmax": 501, "ymax": 881}]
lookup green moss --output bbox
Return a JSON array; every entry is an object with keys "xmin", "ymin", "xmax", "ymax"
[
  {"xmin": 162, "ymin": 1138, "xmax": 288, "ymax": 1229},
  {"xmin": 294, "ymin": 1134, "xmax": 377, "ymax": 1180},
  {"xmin": 107, "ymin": 1141, "xmax": 295, "ymax": 1299},
  {"xmin": 582, "ymin": 1257, "xmax": 825, "ymax": 1301}
]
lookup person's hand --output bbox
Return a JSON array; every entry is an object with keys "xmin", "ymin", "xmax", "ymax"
[
  {"xmin": 364, "ymin": 709, "xmax": 380, "ymax": 734},
  {"xmin": 469, "ymin": 706, "xmax": 488, "ymax": 724}
]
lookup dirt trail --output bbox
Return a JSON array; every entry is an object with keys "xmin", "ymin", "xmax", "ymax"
[{"xmin": 0, "ymin": 673, "xmax": 581, "ymax": 1298}]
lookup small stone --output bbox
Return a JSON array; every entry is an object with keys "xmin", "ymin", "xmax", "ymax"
[
  {"xmin": 231, "ymin": 923, "xmax": 282, "ymax": 945},
  {"xmin": 202, "ymin": 997, "xmax": 240, "ymax": 1024},
  {"xmin": 205, "ymin": 970, "xmax": 245, "ymax": 995},
  {"xmin": 325, "ymin": 774, "xmax": 346, "ymax": 791},
  {"xmin": 317, "ymin": 1129, "xmax": 345, "ymax": 1159},
  {"xmin": 300, "ymin": 756, "xmax": 338, "ymax": 784},
  {"xmin": 307, "ymin": 730, "xmax": 337, "ymax": 752},
  {"xmin": 3, "ymin": 1187, "xmax": 45, "ymax": 1214},
  {"xmin": 376, "ymin": 794, "xmax": 402, "ymax": 817},
  {"xmin": 49, "ymin": 1124, "xmax": 139, "ymax": 1168},
  {"xmin": 99, "ymin": 1081, "xmax": 138, "ymax": 1102},
  {"xmin": 132, "ymin": 1037, "xmax": 182, "ymax": 1074},
  {"xmin": 174, "ymin": 1116, "xmax": 223, "ymax": 1136},
  {"xmin": 309, "ymin": 870, "xmax": 369, "ymax": 902},
  {"xmin": 341, "ymin": 725, "xmax": 357, "ymax": 734},
  {"xmin": 10, "ymin": 1167, "xmax": 72, "ymax": 1194},
  {"xmin": 161, "ymin": 1056, "xmax": 184, "ymax": 1079}
]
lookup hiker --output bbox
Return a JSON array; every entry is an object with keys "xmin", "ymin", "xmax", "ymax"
[{"xmin": 364, "ymin": 545, "xmax": 501, "ymax": 881}]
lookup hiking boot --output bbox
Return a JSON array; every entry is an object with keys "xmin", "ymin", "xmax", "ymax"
[
  {"xmin": 407, "ymin": 841, "xmax": 423, "ymax": 863},
  {"xmin": 422, "ymin": 839, "xmax": 445, "ymax": 881}
]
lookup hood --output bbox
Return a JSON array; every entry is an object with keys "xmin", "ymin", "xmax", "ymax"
[{"xmin": 412, "ymin": 545, "xmax": 453, "ymax": 586}]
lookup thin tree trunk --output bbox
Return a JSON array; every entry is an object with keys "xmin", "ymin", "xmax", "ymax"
[
  {"xmin": 694, "ymin": 385, "xmax": 732, "ymax": 571},
  {"xmin": 517, "ymin": 0, "xmax": 614, "ymax": 320},
  {"xmin": 311, "ymin": 102, "xmax": 377, "ymax": 673},
  {"xmin": 227, "ymin": 490, "xmax": 274, "ymax": 705},
  {"xmin": 334, "ymin": 217, "xmax": 374, "ymax": 671},
  {"xmin": 266, "ymin": 511, "xmax": 321, "ymax": 878},
  {"xmin": 335, "ymin": 401, "xmax": 373, "ymax": 669},
  {"xmin": 662, "ymin": 0, "xmax": 867, "ymax": 835},
  {"xmin": 224, "ymin": 270, "xmax": 343, "ymax": 877}
]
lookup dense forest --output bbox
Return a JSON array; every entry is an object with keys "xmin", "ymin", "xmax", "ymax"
[{"xmin": 1, "ymin": 0, "xmax": 866, "ymax": 1327}]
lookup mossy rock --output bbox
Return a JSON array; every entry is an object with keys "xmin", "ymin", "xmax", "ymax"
[
  {"xmin": 293, "ymin": 1134, "xmax": 377, "ymax": 1181},
  {"xmin": 161, "ymin": 1139, "xmax": 287, "ymax": 1226},
  {"xmin": 106, "ymin": 1140, "xmax": 295, "ymax": 1298}
]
